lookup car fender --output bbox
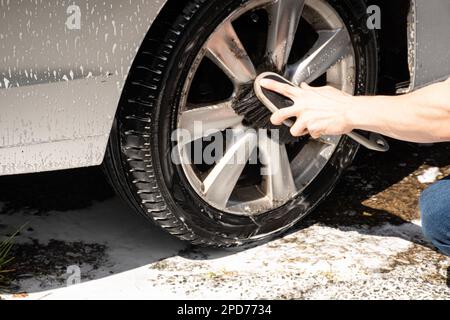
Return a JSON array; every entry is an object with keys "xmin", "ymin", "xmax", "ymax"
[
  {"xmin": 408, "ymin": 0, "xmax": 450, "ymax": 90},
  {"xmin": 0, "ymin": 0, "xmax": 169, "ymax": 175}
]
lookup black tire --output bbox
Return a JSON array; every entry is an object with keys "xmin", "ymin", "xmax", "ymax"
[{"xmin": 104, "ymin": 0, "xmax": 379, "ymax": 247}]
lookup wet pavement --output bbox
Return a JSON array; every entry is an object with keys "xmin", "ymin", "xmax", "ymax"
[{"xmin": 0, "ymin": 140, "xmax": 449, "ymax": 299}]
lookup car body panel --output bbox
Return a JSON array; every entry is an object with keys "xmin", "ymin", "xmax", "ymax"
[
  {"xmin": 0, "ymin": 0, "xmax": 167, "ymax": 175},
  {"xmin": 1, "ymin": 0, "xmax": 450, "ymax": 176},
  {"xmin": 408, "ymin": 0, "xmax": 450, "ymax": 90}
]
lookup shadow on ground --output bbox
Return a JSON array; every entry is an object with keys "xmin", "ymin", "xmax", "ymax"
[
  {"xmin": 0, "ymin": 168, "xmax": 187, "ymax": 293},
  {"xmin": 0, "ymin": 140, "xmax": 449, "ymax": 294}
]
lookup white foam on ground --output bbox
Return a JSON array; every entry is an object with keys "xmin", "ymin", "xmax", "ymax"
[
  {"xmin": 1, "ymin": 198, "xmax": 449, "ymax": 300},
  {"xmin": 417, "ymin": 167, "xmax": 441, "ymax": 184}
]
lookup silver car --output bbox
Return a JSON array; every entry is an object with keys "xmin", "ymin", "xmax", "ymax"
[{"xmin": 1, "ymin": 0, "xmax": 449, "ymax": 246}]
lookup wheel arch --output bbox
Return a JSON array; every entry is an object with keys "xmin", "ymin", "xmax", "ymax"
[
  {"xmin": 114, "ymin": 0, "xmax": 192, "ymax": 116},
  {"xmin": 367, "ymin": 0, "xmax": 410, "ymax": 94}
]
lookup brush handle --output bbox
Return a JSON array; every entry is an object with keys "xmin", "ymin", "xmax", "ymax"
[
  {"xmin": 254, "ymin": 72, "xmax": 297, "ymax": 128},
  {"xmin": 283, "ymin": 119, "xmax": 295, "ymax": 127},
  {"xmin": 347, "ymin": 132, "xmax": 390, "ymax": 152}
]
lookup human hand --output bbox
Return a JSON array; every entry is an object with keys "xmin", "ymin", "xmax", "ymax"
[{"xmin": 259, "ymin": 79, "xmax": 357, "ymax": 139}]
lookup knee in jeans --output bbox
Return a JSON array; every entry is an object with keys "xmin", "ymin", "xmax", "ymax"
[
  {"xmin": 420, "ymin": 190, "xmax": 437, "ymax": 239},
  {"xmin": 420, "ymin": 183, "xmax": 449, "ymax": 243}
]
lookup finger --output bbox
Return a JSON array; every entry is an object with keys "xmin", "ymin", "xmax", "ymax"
[
  {"xmin": 290, "ymin": 119, "xmax": 307, "ymax": 137},
  {"xmin": 259, "ymin": 79, "xmax": 298, "ymax": 98},
  {"xmin": 307, "ymin": 122, "xmax": 326, "ymax": 139},
  {"xmin": 309, "ymin": 128, "xmax": 323, "ymax": 139},
  {"xmin": 300, "ymin": 82, "xmax": 311, "ymax": 90},
  {"xmin": 270, "ymin": 106, "xmax": 300, "ymax": 125}
]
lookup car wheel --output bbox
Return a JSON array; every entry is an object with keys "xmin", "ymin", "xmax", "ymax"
[{"xmin": 104, "ymin": 0, "xmax": 379, "ymax": 247}]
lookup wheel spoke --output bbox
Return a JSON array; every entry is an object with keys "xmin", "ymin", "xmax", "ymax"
[
  {"xmin": 266, "ymin": 0, "xmax": 306, "ymax": 71},
  {"xmin": 259, "ymin": 133, "xmax": 296, "ymax": 203},
  {"xmin": 203, "ymin": 131, "xmax": 258, "ymax": 209},
  {"xmin": 287, "ymin": 28, "xmax": 352, "ymax": 85},
  {"xmin": 206, "ymin": 21, "xmax": 257, "ymax": 85},
  {"xmin": 289, "ymin": 138, "xmax": 339, "ymax": 192},
  {"xmin": 177, "ymin": 101, "xmax": 243, "ymax": 145}
]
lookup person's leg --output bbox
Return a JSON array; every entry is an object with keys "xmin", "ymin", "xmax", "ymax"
[{"xmin": 420, "ymin": 175, "xmax": 450, "ymax": 256}]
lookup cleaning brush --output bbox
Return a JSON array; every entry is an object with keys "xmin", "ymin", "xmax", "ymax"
[{"xmin": 234, "ymin": 72, "xmax": 390, "ymax": 152}]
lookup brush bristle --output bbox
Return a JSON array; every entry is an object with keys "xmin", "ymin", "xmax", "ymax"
[
  {"xmin": 234, "ymin": 84, "xmax": 272, "ymax": 128},
  {"xmin": 232, "ymin": 84, "xmax": 299, "ymax": 144}
]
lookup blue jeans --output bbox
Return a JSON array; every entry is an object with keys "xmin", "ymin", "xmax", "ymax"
[{"xmin": 420, "ymin": 175, "xmax": 450, "ymax": 256}]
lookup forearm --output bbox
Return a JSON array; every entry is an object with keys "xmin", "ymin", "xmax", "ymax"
[{"xmin": 349, "ymin": 80, "xmax": 450, "ymax": 143}]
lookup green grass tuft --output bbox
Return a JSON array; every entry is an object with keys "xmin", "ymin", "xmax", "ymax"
[{"xmin": 0, "ymin": 228, "xmax": 22, "ymax": 287}]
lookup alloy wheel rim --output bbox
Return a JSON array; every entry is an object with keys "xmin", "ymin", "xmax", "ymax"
[{"xmin": 176, "ymin": 0, "xmax": 356, "ymax": 216}]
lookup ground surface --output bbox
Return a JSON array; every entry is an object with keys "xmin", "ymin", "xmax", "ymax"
[{"xmin": 0, "ymin": 140, "xmax": 449, "ymax": 300}]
